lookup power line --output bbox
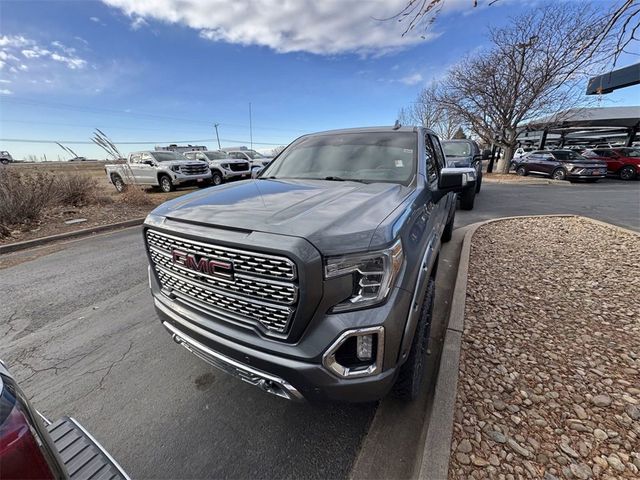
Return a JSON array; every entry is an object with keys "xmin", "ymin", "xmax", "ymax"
[
  {"xmin": 0, "ymin": 97, "xmax": 308, "ymax": 133},
  {"xmin": 0, "ymin": 137, "xmax": 286, "ymax": 146}
]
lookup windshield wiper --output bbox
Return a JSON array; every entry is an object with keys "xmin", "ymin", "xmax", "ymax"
[{"xmin": 322, "ymin": 176, "xmax": 368, "ymax": 183}]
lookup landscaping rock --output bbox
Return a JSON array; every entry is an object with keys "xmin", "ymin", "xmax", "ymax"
[{"xmin": 447, "ymin": 217, "xmax": 640, "ymax": 479}]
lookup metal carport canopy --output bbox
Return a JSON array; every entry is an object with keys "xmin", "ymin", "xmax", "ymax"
[{"xmin": 519, "ymin": 106, "xmax": 640, "ymax": 147}]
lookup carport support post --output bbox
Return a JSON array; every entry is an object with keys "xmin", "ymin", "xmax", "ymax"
[
  {"xmin": 626, "ymin": 126, "xmax": 638, "ymax": 147},
  {"xmin": 559, "ymin": 133, "xmax": 566, "ymax": 149},
  {"xmin": 538, "ymin": 129, "xmax": 548, "ymax": 149}
]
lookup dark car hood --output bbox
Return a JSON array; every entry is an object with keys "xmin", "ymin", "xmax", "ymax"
[
  {"xmin": 446, "ymin": 156, "xmax": 473, "ymax": 168},
  {"xmin": 151, "ymin": 179, "xmax": 411, "ymax": 254}
]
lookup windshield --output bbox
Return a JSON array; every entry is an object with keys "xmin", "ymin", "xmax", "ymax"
[
  {"xmin": 245, "ymin": 150, "xmax": 265, "ymax": 159},
  {"xmin": 552, "ymin": 150, "xmax": 586, "ymax": 161},
  {"xmin": 442, "ymin": 142, "xmax": 471, "ymax": 157},
  {"xmin": 261, "ymin": 132, "xmax": 417, "ymax": 185},
  {"xmin": 204, "ymin": 151, "xmax": 228, "ymax": 160},
  {"xmin": 151, "ymin": 151, "xmax": 187, "ymax": 162}
]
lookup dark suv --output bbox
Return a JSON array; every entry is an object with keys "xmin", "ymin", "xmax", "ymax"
[
  {"xmin": 143, "ymin": 126, "xmax": 475, "ymax": 402},
  {"xmin": 514, "ymin": 149, "xmax": 607, "ymax": 182}
]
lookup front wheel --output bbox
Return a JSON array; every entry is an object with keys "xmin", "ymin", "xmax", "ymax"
[
  {"xmin": 620, "ymin": 165, "xmax": 636, "ymax": 181},
  {"xmin": 442, "ymin": 209, "xmax": 455, "ymax": 243},
  {"xmin": 159, "ymin": 174, "xmax": 174, "ymax": 192},
  {"xmin": 392, "ymin": 278, "xmax": 435, "ymax": 401},
  {"xmin": 475, "ymin": 170, "xmax": 482, "ymax": 193},
  {"xmin": 111, "ymin": 174, "xmax": 126, "ymax": 193},
  {"xmin": 211, "ymin": 171, "xmax": 223, "ymax": 186},
  {"xmin": 459, "ymin": 186, "xmax": 476, "ymax": 210},
  {"xmin": 552, "ymin": 168, "xmax": 567, "ymax": 181},
  {"xmin": 516, "ymin": 166, "xmax": 527, "ymax": 176}
]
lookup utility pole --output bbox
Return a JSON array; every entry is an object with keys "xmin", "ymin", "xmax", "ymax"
[
  {"xmin": 249, "ymin": 102, "xmax": 253, "ymax": 151},
  {"xmin": 214, "ymin": 123, "xmax": 221, "ymax": 150}
]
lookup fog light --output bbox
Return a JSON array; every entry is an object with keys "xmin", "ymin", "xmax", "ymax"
[{"xmin": 357, "ymin": 335, "xmax": 373, "ymax": 361}]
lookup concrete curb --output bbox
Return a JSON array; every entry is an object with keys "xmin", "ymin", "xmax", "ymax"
[
  {"xmin": 0, "ymin": 218, "xmax": 145, "ymax": 255},
  {"xmin": 483, "ymin": 177, "xmax": 567, "ymax": 186},
  {"xmin": 414, "ymin": 214, "xmax": 624, "ymax": 480}
]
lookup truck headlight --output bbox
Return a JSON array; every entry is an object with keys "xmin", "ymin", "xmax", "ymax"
[
  {"xmin": 171, "ymin": 165, "xmax": 181, "ymax": 173},
  {"xmin": 221, "ymin": 163, "xmax": 230, "ymax": 169},
  {"xmin": 324, "ymin": 240, "xmax": 403, "ymax": 312}
]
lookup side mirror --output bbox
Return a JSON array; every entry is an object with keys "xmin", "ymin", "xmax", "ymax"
[
  {"xmin": 482, "ymin": 149, "xmax": 491, "ymax": 160},
  {"xmin": 438, "ymin": 167, "xmax": 476, "ymax": 192}
]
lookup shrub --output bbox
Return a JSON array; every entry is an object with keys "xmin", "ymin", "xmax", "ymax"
[
  {"xmin": 53, "ymin": 173, "xmax": 99, "ymax": 207},
  {"xmin": 0, "ymin": 170, "xmax": 56, "ymax": 235}
]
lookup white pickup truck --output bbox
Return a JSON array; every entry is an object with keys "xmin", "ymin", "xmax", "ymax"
[
  {"xmin": 182, "ymin": 150, "xmax": 251, "ymax": 185},
  {"xmin": 105, "ymin": 150, "xmax": 212, "ymax": 192}
]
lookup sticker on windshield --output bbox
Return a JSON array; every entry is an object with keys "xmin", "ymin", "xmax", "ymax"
[
  {"xmin": 403, "ymin": 149, "xmax": 412, "ymax": 153},
  {"xmin": 394, "ymin": 159, "xmax": 404, "ymax": 168}
]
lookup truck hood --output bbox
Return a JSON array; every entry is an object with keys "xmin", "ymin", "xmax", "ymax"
[{"xmin": 151, "ymin": 178, "xmax": 411, "ymax": 254}]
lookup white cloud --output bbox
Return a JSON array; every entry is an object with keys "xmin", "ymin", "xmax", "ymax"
[
  {"xmin": 90, "ymin": 16, "xmax": 101, "ymax": 23},
  {"xmin": 400, "ymin": 73, "xmax": 423, "ymax": 85},
  {"xmin": 51, "ymin": 52, "xmax": 87, "ymax": 69},
  {"xmin": 1, "ymin": 35, "xmax": 87, "ymax": 73},
  {"xmin": 130, "ymin": 16, "xmax": 148, "ymax": 30},
  {"xmin": 0, "ymin": 88, "xmax": 13, "ymax": 95},
  {"xmin": 101, "ymin": 0, "xmax": 455, "ymax": 56},
  {"xmin": 0, "ymin": 35, "xmax": 31, "ymax": 48},
  {"xmin": 0, "ymin": 79, "xmax": 11, "ymax": 83}
]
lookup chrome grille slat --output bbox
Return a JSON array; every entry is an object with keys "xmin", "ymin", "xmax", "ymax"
[
  {"xmin": 146, "ymin": 229, "xmax": 298, "ymax": 334},
  {"xmin": 181, "ymin": 163, "xmax": 209, "ymax": 175}
]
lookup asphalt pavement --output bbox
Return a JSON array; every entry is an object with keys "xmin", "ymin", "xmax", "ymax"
[{"xmin": 1, "ymin": 179, "xmax": 638, "ymax": 479}]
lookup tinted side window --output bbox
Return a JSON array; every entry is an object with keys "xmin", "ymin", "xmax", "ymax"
[
  {"xmin": 424, "ymin": 135, "xmax": 439, "ymax": 183},
  {"xmin": 130, "ymin": 154, "xmax": 141, "ymax": 163}
]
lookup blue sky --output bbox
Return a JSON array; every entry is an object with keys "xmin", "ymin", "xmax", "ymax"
[{"xmin": 0, "ymin": 0, "xmax": 637, "ymax": 160}]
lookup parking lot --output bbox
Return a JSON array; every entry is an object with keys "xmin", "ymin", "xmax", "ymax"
[{"xmin": 1, "ymin": 179, "xmax": 637, "ymax": 478}]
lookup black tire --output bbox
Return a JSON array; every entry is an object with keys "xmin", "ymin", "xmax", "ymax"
[
  {"xmin": 516, "ymin": 166, "xmax": 527, "ymax": 176},
  {"xmin": 393, "ymin": 278, "xmax": 435, "ymax": 400},
  {"xmin": 442, "ymin": 209, "xmax": 455, "ymax": 243},
  {"xmin": 585, "ymin": 178, "xmax": 599, "ymax": 183},
  {"xmin": 111, "ymin": 174, "xmax": 126, "ymax": 193},
  {"xmin": 0, "ymin": 159, "xmax": 9, "ymax": 165},
  {"xmin": 620, "ymin": 165, "xmax": 636, "ymax": 181},
  {"xmin": 159, "ymin": 174, "xmax": 174, "ymax": 192},
  {"xmin": 211, "ymin": 171, "xmax": 223, "ymax": 186},
  {"xmin": 475, "ymin": 169, "xmax": 482, "ymax": 193},
  {"xmin": 552, "ymin": 168, "xmax": 566, "ymax": 181},
  {"xmin": 459, "ymin": 186, "xmax": 475, "ymax": 210}
]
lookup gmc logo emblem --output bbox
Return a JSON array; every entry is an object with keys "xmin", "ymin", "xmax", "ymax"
[{"xmin": 172, "ymin": 250, "xmax": 234, "ymax": 279}]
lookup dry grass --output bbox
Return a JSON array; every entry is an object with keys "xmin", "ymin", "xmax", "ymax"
[{"xmin": 119, "ymin": 186, "xmax": 155, "ymax": 207}]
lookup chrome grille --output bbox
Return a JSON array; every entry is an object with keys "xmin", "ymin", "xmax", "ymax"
[
  {"xmin": 181, "ymin": 163, "xmax": 209, "ymax": 175},
  {"xmin": 229, "ymin": 162, "xmax": 250, "ymax": 172},
  {"xmin": 146, "ymin": 229, "xmax": 298, "ymax": 334},
  {"xmin": 146, "ymin": 230, "xmax": 296, "ymax": 280}
]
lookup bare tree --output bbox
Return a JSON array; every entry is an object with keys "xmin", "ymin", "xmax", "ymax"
[
  {"xmin": 435, "ymin": 3, "xmax": 617, "ymax": 172},
  {"xmin": 388, "ymin": 0, "xmax": 638, "ymax": 68},
  {"xmin": 398, "ymin": 82, "xmax": 460, "ymax": 139},
  {"xmin": 271, "ymin": 145, "xmax": 286, "ymax": 156}
]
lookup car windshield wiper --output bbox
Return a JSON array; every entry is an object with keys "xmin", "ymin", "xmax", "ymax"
[{"xmin": 322, "ymin": 176, "xmax": 369, "ymax": 183}]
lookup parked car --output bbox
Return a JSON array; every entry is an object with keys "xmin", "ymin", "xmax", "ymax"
[
  {"xmin": 0, "ymin": 151, "xmax": 14, "ymax": 164},
  {"xmin": 583, "ymin": 148, "xmax": 640, "ymax": 180},
  {"xmin": 143, "ymin": 126, "xmax": 476, "ymax": 402},
  {"xmin": 0, "ymin": 360, "xmax": 129, "ymax": 479},
  {"xmin": 183, "ymin": 150, "xmax": 251, "ymax": 185},
  {"xmin": 225, "ymin": 149, "xmax": 273, "ymax": 168},
  {"xmin": 68, "ymin": 156, "xmax": 87, "ymax": 162},
  {"xmin": 514, "ymin": 149, "xmax": 607, "ymax": 182},
  {"xmin": 105, "ymin": 150, "xmax": 211, "ymax": 193},
  {"xmin": 441, "ymin": 139, "xmax": 487, "ymax": 210}
]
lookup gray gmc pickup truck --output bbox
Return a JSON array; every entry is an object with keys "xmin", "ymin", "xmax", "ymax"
[{"xmin": 143, "ymin": 126, "xmax": 476, "ymax": 402}]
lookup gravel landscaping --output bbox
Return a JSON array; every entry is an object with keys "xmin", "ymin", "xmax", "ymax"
[{"xmin": 449, "ymin": 217, "xmax": 640, "ymax": 479}]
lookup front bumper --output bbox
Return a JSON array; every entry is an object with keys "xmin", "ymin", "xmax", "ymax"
[
  {"xmin": 221, "ymin": 169, "xmax": 251, "ymax": 180},
  {"xmin": 151, "ymin": 279, "xmax": 411, "ymax": 402},
  {"xmin": 172, "ymin": 172, "xmax": 212, "ymax": 185}
]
